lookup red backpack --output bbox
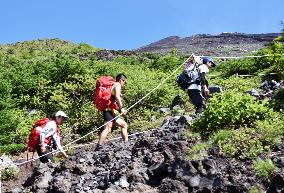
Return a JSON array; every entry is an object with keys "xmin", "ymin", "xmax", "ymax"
[
  {"xmin": 26, "ymin": 117, "xmax": 61, "ymax": 163},
  {"xmin": 26, "ymin": 118, "xmax": 50, "ymax": 154},
  {"xmin": 93, "ymin": 76, "xmax": 119, "ymax": 112},
  {"xmin": 26, "ymin": 118, "xmax": 62, "ymax": 164}
]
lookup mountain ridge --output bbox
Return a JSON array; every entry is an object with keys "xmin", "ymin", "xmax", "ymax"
[{"xmin": 135, "ymin": 32, "xmax": 281, "ymax": 56}]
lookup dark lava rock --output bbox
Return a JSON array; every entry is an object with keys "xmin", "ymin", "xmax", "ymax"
[{"xmin": 6, "ymin": 111, "xmax": 284, "ymax": 193}]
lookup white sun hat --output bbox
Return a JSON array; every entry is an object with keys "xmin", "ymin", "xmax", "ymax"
[{"xmin": 55, "ymin": 111, "xmax": 68, "ymax": 118}]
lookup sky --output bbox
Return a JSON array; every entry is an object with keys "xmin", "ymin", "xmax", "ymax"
[{"xmin": 0, "ymin": 0, "xmax": 283, "ymax": 50}]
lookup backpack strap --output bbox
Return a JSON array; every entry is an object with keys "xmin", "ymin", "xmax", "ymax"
[{"xmin": 187, "ymin": 62, "xmax": 201, "ymax": 84}]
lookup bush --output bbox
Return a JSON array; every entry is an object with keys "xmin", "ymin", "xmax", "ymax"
[
  {"xmin": 217, "ymin": 58, "xmax": 259, "ymax": 77},
  {"xmin": 0, "ymin": 39, "xmax": 183, "ymax": 152},
  {"xmin": 210, "ymin": 129, "xmax": 231, "ymax": 145},
  {"xmin": 1, "ymin": 165, "xmax": 19, "ymax": 180},
  {"xmin": 255, "ymin": 112, "xmax": 284, "ymax": 147},
  {"xmin": 192, "ymin": 91, "xmax": 269, "ymax": 132},
  {"xmin": 0, "ymin": 109, "xmax": 43, "ymax": 150},
  {"xmin": 212, "ymin": 127, "xmax": 264, "ymax": 158},
  {"xmin": 186, "ymin": 142, "xmax": 210, "ymax": 160},
  {"xmin": 210, "ymin": 111, "xmax": 284, "ymax": 159},
  {"xmin": 209, "ymin": 75, "xmax": 261, "ymax": 93},
  {"xmin": 149, "ymin": 52, "xmax": 184, "ymax": 72},
  {"xmin": 249, "ymin": 186, "xmax": 262, "ymax": 193},
  {"xmin": 254, "ymin": 32, "xmax": 284, "ymax": 79},
  {"xmin": 215, "ymin": 31, "xmax": 283, "ymax": 79},
  {"xmin": 0, "ymin": 144, "xmax": 26, "ymax": 154},
  {"xmin": 253, "ymin": 158, "xmax": 275, "ymax": 180},
  {"xmin": 0, "ymin": 156, "xmax": 20, "ymax": 180},
  {"xmin": 273, "ymin": 88, "xmax": 284, "ymax": 111}
]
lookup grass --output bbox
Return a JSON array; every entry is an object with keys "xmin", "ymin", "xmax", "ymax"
[{"xmin": 253, "ymin": 158, "xmax": 275, "ymax": 180}]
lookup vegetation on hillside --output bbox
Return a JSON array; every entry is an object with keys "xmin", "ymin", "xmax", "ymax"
[
  {"xmin": 190, "ymin": 29, "xmax": 284, "ymax": 159},
  {"xmin": 0, "ymin": 29, "xmax": 283, "ymax": 172},
  {"xmin": 0, "ymin": 39, "xmax": 183, "ymax": 153}
]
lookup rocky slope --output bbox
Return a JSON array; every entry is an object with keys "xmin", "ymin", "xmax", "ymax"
[
  {"xmin": 135, "ymin": 33, "xmax": 281, "ymax": 56},
  {"xmin": 4, "ymin": 112, "xmax": 284, "ymax": 193},
  {"xmin": 1, "ymin": 34, "xmax": 284, "ymax": 193}
]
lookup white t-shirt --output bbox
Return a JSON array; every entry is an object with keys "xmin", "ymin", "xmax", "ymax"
[
  {"xmin": 186, "ymin": 64, "xmax": 209, "ymax": 91},
  {"xmin": 40, "ymin": 120, "xmax": 63, "ymax": 152}
]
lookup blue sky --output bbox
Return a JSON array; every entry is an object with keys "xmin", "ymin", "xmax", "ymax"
[{"xmin": 0, "ymin": 0, "xmax": 283, "ymax": 50}]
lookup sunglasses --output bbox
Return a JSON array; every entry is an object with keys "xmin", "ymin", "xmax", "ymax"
[{"xmin": 58, "ymin": 116, "xmax": 68, "ymax": 120}]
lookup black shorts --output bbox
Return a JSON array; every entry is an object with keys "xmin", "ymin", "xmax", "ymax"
[
  {"xmin": 36, "ymin": 145, "xmax": 52, "ymax": 163},
  {"xmin": 103, "ymin": 110, "xmax": 115, "ymax": 122},
  {"xmin": 187, "ymin": 89, "xmax": 204, "ymax": 108},
  {"xmin": 101, "ymin": 110, "xmax": 120, "ymax": 133}
]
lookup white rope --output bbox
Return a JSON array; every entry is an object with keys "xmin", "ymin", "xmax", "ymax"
[
  {"xmin": 65, "ymin": 128, "xmax": 159, "ymax": 150},
  {"xmin": 211, "ymin": 54, "xmax": 270, "ymax": 59},
  {"xmin": 196, "ymin": 53, "xmax": 284, "ymax": 59},
  {"xmin": 63, "ymin": 55, "xmax": 191, "ymax": 147},
  {"xmin": 14, "ymin": 52, "xmax": 284, "ymax": 166},
  {"xmin": 16, "ymin": 127, "xmax": 161, "ymax": 166},
  {"xmin": 15, "ymin": 55, "xmax": 192, "ymax": 166}
]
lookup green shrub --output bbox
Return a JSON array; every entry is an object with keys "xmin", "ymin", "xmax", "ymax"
[
  {"xmin": 0, "ymin": 144, "xmax": 26, "ymax": 154},
  {"xmin": 210, "ymin": 129, "xmax": 231, "ymax": 145},
  {"xmin": 215, "ymin": 31, "xmax": 283, "ymax": 79},
  {"xmin": 275, "ymin": 56, "xmax": 284, "ymax": 79},
  {"xmin": 253, "ymin": 158, "xmax": 275, "ymax": 180},
  {"xmin": 1, "ymin": 166, "xmax": 19, "ymax": 180},
  {"xmin": 209, "ymin": 76, "xmax": 260, "ymax": 93},
  {"xmin": 255, "ymin": 42, "xmax": 284, "ymax": 68},
  {"xmin": 183, "ymin": 130, "xmax": 201, "ymax": 141},
  {"xmin": 210, "ymin": 111, "xmax": 284, "ymax": 159},
  {"xmin": 0, "ymin": 39, "xmax": 184, "ymax": 152},
  {"xmin": 249, "ymin": 186, "xmax": 262, "ymax": 193},
  {"xmin": 255, "ymin": 112, "xmax": 284, "ymax": 147},
  {"xmin": 0, "ymin": 163, "xmax": 19, "ymax": 181},
  {"xmin": 149, "ymin": 53, "xmax": 184, "ymax": 72},
  {"xmin": 0, "ymin": 108, "xmax": 45, "ymax": 154},
  {"xmin": 186, "ymin": 142, "xmax": 210, "ymax": 160},
  {"xmin": 192, "ymin": 91, "xmax": 269, "ymax": 132},
  {"xmin": 216, "ymin": 58, "xmax": 259, "ymax": 77},
  {"xmin": 254, "ymin": 34, "xmax": 284, "ymax": 79},
  {"xmin": 273, "ymin": 88, "xmax": 284, "ymax": 111},
  {"xmin": 214, "ymin": 127, "xmax": 264, "ymax": 158}
]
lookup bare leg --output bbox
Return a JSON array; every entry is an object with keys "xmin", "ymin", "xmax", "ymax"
[
  {"xmin": 116, "ymin": 118, "xmax": 128, "ymax": 142},
  {"xmin": 98, "ymin": 121, "xmax": 113, "ymax": 145}
]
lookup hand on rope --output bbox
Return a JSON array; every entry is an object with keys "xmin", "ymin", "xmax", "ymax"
[
  {"xmin": 14, "ymin": 54, "xmax": 193, "ymax": 166},
  {"xmin": 15, "ymin": 52, "xmax": 279, "ymax": 166}
]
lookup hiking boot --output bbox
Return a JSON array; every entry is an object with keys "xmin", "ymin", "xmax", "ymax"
[
  {"xmin": 195, "ymin": 108, "xmax": 203, "ymax": 114},
  {"xmin": 47, "ymin": 161, "xmax": 54, "ymax": 168},
  {"xmin": 195, "ymin": 104, "xmax": 206, "ymax": 114},
  {"xmin": 95, "ymin": 144, "xmax": 103, "ymax": 151}
]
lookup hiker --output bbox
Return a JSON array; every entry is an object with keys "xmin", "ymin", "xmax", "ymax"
[
  {"xmin": 94, "ymin": 74, "xmax": 128, "ymax": 151},
  {"xmin": 177, "ymin": 55, "xmax": 216, "ymax": 114},
  {"xmin": 37, "ymin": 111, "xmax": 69, "ymax": 163},
  {"xmin": 187, "ymin": 56, "xmax": 216, "ymax": 114}
]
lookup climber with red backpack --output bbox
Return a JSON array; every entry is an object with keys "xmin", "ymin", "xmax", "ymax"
[
  {"xmin": 93, "ymin": 74, "xmax": 128, "ymax": 151},
  {"xmin": 26, "ymin": 111, "xmax": 69, "ymax": 163}
]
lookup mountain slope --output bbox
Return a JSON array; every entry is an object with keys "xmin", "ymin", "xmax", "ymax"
[
  {"xmin": 4, "ymin": 116, "xmax": 284, "ymax": 193},
  {"xmin": 135, "ymin": 33, "xmax": 281, "ymax": 56}
]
